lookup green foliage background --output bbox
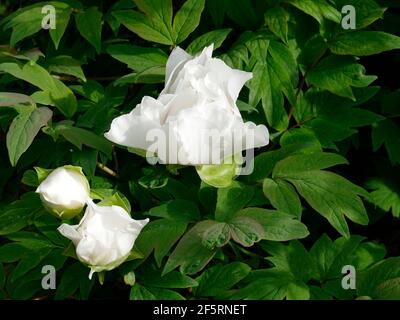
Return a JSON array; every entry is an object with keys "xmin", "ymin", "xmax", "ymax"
[{"xmin": 0, "ymin": 0, "xmax": 400, "ymax": 300}]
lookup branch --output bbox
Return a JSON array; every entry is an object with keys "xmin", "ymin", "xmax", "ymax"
[{"xmin": 287, "ymin": 45, "xmax": 329, "ymax": 122}]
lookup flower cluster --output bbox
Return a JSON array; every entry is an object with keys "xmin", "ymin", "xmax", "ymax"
[
  {"xmin": 34, "ymin": 45, "xmax": 267, "ymax": 279},
  {"xmin": 36, "ymin": 166, "xmax": 149, "ymax": 279}
]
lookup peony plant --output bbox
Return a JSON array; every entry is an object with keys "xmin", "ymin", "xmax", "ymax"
[{"xmin": 1, "ymin": 0, "xmax": 400, "ymax": 302}]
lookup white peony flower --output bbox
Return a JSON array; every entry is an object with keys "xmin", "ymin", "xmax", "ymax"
[
  {"xmin": 105, "ymin": 44, "xmax": 269, "ymax": 166},
  {"xmin": 58, "ymin": 200, "xmax": 149, "ymax": 279},
  {"xmin": 36, "ymin": 166, "xmax": 90, "ymax": 219}
]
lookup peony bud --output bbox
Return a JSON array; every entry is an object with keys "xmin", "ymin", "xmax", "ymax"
[{"xmin": 36, "ymin": 166, "xmax": 90, "ymax": 219}]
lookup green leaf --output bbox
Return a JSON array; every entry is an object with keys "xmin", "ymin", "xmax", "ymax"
[
  {"xmin": 235, "ymin": 208, "xmax": 309, "ymax": 241},
  {"xmin": 194, "ymin": 262, "xmax": 251, "ymax": 298},
  {"xmin": 287, "ymin": 171, "xmax": 368, "ymax": 236},
  {"xmin": 50, "ymin": 5, "xmax": 72, "ymax": 49},
  {"xmin": 138, "ymin": 167, "xmax": 169, "ymax": 189},
  {"xmin": 353, "ymin": 242, "xmax": 386, "ymax": 271},
  {"xmin": 248, "ymin": 39, "xmax": 295, "ymax": 130},
  {"xmin": 34, "ymin": 167, "xmax": 54, "ymax": 184},
  {"xmin": 231, "ymin": 269, "xmax": 310, "ymax": 300},
  {"xmin": 0, "ymin": 243, "xmax": 27, "ymax": 263},
  {"xmin": 229, "ymin": 216, "xmax": 265, "ymax": 247},
  {"xmin": 286, "ymin": 281, "xmax": 311, "ymax": 300},
  {"xmin": 129, "ymin": 283, "xmax": 156, "ymax": 300},
  {"xmin": 373, "ymin": 278, "xmax": 400, "ymax": 300},
  {"xmin": 148, "ymin": 199, "xmax": 200, "ymax": 221},
  {"xmin": 261, "ymin": 240, "xmax": 315, "ymax": 282},
  {"xmin": 308, "ymin": 56, "xmax": 377, "ymax": 100},
  {"xmin": 1, "ymin": 2, "xmax": 71, "ymax": 46},
  {"xmin": 136, "ymin": 201, "xmax": 199, "ymax": 266},
  {"xmin": 215, "ymin": 181, "xmax": 254, "ymax": 222},
  {"xmin": 114, "ymin": 67, "xmax": 166, "ymax": 85},
  {"xmin": 7, "ymin": 107, "xmax": 52, "ymax": 166},
  {"xmin": 372, "ymin": 119, "xmax": 400, "ymax": 165},
  {"xmin": 107, "ymin": 44, "xmax": 167, "ymax": 73},
  {"xmin": 172, "ymin": 0, "xmax": 205, "ymax": 44},
  {"xmin": 272, "ymin": 152, "xmax": 348, "ymax": 177},
  {"xmin": 309, "ymin": 285, "xmax": 333, "ymax": 300},
  {"xmin": 136, "ymin": 219, "xmax": 188, "ymax": 267},
  {"xmin": 2, "ymin": 4, "xmax": 44, "ymax": 46},
  {"xmin": 187, "ymin": 29, "xmax": 232, "ymax": 55},
  {"xmin": 75, "ymin": 7, "xmax": 103, "ymax": 53},
  {"xmin": 6, "ymin": 232, "xmax": 54, "ymax": 249},
  {"xmin": 237, "ymin": 100, "xmax": 259, "ymax": 114},
  {"xmin": 6, "ymin": 249, "xmax": 67, "ymax": 299},
  {"xmin": 298, "ymin": 88, "xmax": 383, "ymax": 148},
  {"xmin": 280, "ymin": 128, "xmax": 322, "ymax": 152},
  {"xmin": 46, "ymin": 55, "xmax": 86, "ymax": 82},
  {"xmin": 97, "ymin": 191, "xmax": 131, "ymax": 214},
  {"xmin": 263, "ymin": 178, "xmax": 302, "ymax": 218},
  {"xmin": 54, "ymin": 123, "xmax": 112, "ymax": 157},
  {"xmin": 113, "ymin": 0, "xmax": 174, "ymax": 45},
  {"xmin": 366, "ymin": 177, "xmax": 400, "ymax": 218},
  {"xmin": 285, "ymin": 0, "xmax": 341, "ymax": 24},
  {"xmin": 0, "ymin": 61, "xmax": 77, "ymax": 117},
  {"xmin": 11, "ymin": 247, "xmax": 52, "ymax": 281},
  {"xmin": 113, "ymin": 10, "xmax": 171, "ymax": 45},
  {"xmin": 55, "ymin": 262, "xmax": 94, "ymax": 300},
  {"xmin": 249, "ymin": 61, "xmax": 284, "ymax": 129},
  {"xmin": 134, "ymin": 0, "xmax": 173, "ymax": 24},
  {"xmin": 163, "ymin": 221, "xmax": 218, "ymax": 275},
  {"xmin": 139, "ymin": 267, "xmax": 198, "ymax": 289},
  {"xmin": 0, "ymin": 193, "xmax": 43, "ymax": 235},
  {"xmin": 334, "ymin": 0, "xmax": 386, "ymax": 29},
  {"xmin": 310, "ymin": 234, "xmax": 365, "ymax": 281},
  {"xmin": 330, "ymin": 31, "xmax": 400, "ymax": 56},
  {"xmin": 264, "ymin": 7, "xmax": 289, "ymax": 43},
  {"xmin": 201, "ymin": 221, "xmax": 231, "ymax": 250},
  {"xmin": 358, "ymin": 257, "xmax": 400, "ymax": 299},
  {"xmin": 0, "ymin": 92, "xmax": 34, "ymax": 107},
  {"xmin": 248, "ymin": 141, "xmax": 322, "ymax": 182}
]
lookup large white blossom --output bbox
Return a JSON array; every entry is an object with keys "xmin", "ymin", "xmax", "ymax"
[{"xmin": 105, "ymin": 44, "xmax": 269, "ymax": 165}]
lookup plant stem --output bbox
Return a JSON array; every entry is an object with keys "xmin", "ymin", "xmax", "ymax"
[
  {"xmin": 287, "ymin": 45, "xmax": 329, "ymax": 122},
  {"xmin": 96, "ymin": 162, "xmax": 119, "ymax": 178}
]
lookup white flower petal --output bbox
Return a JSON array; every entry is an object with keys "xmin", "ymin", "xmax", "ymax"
[
  {"xmin": 104, "ymin": 96, "xmax": 165, "ymax": 150},
  {"xmin": 58, "ymin": 201, "xmax": 149, "ymax": 276},
  {"xmin": 165, "ymin": 46, "xmax": 192, "ymax": 89},
  {"xmin": 57, "ymin": 223, "xmax": 81, "ymax": 246}
]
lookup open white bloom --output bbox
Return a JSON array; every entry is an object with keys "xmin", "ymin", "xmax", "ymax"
[
  {"xmin": 58, "ymin": 200, "xmax": 149, "ymax": 279},
  {"xmin": 36, "ymin": 166, "xmax": 90, "ymax": 219},
  {"xmin": 105, "ymin": 44, "xmax": 269, "ymax": 165}
]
